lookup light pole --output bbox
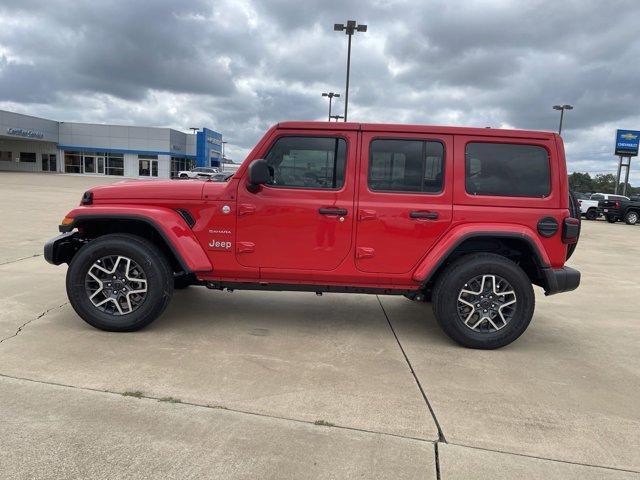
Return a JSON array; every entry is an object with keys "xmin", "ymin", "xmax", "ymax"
[
  {"xmin": 221, "ymin": 141, "xmax": 227, "ymax": 161},
  {"xmin": 330, "ymin": 114, "xmax": 344, "ymax": 122},
  {"xmin": 189, "ymin": 127, "xmax": 199, "ymax": 135},
  {"xmin": 334, "ymin": 20, "xmax": 367, "ymax": 122},
  {"xmin": 553, "ymin": 104, "xmax": 573, "ymax": 135},
  {"xmin": 322, "ymin": 92, "xmax": 340, "ymax": 121}
]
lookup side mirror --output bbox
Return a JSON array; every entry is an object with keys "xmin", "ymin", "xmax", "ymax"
[{"xmin": 247, "ymin": 159, "xmax": 270, "ymax": 192}]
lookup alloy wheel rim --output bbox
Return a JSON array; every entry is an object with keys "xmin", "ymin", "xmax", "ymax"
[
  {"xmin": 85, "ymin": 255, "xmax": 148, "ymax": 315},
  {"xmin": 457, "ymin": 274, "xmax": 517, "ymax": 333},
  {"xmin": 629, "ymin": 212, "xmax": 638, "ymax": 223}
]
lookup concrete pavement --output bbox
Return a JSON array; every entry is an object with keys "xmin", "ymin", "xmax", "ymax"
[{"xmin": 0, "ymin": 172, "xmax": 638, "ymax": 478}]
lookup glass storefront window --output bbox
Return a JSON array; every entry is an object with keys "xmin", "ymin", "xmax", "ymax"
[
  {"xmin": 138, "ymin": 157, "xmax": 158, "ymax": 177},
  {"xmin": 65, "ymin": 151, "xmax": 82, "ymax": 173},
  {"xmin": 171, "ymin": 156, "xmax": 194, "ymax": 178},
  {"xmin": 19, "ymin": 152, "xmax": 37, "ymax": 163},
  {"xmin": 106, "ymin": 153, "xmax": 124, "ymax": 176}
]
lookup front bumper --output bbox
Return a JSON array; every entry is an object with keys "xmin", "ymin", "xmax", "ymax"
[
  {"xmin": 44, "ymin": 232, "xmax": 82, "ymax": 265},
  {"xmin": 541, "ymin": 266, "xmax": 581, "ymax": 296}
]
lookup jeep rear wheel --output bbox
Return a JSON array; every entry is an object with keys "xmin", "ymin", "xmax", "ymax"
[
  {"xmin": 624, "ymin": 210, "xmax": 639, "ymax": 225},
  {"xmin": 66, "ymin": 234, "xmax": 173, "ymax": 332},
  {"xmin": 585, "ymin": 208, "xmax": 598, "ymax": 220},
  {"xmin": 606, "ymin": 215, "xmax": 617, "ymax": 223},
  {"xmin": 432, "ymin": 253, "xmax": 535, "ymax": 349}
]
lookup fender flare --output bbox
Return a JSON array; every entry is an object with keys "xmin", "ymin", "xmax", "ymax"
[
  {"xmin": 61, "ymin": 206, "xmax": 213, "ymax": 273},
  {"xmin": 412, "ymin": 224, "xmax": 550, "ymax": 284}
]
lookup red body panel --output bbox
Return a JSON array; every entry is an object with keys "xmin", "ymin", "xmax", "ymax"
[
  {"xmin": 67, "ymin": 205, "xmax": 213, "ymax": 273},
  {"xmin": 66, "ymin": 122, "xmax": 571, "ymax": 291}
]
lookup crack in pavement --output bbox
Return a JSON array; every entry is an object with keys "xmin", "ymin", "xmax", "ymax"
[
  {"xmin": 1, "ymin": 372, "xmax": 638, "ymax": 475},
  {"xmin": 0, "ymin": 302, "xmax": 68, "ymax": 344},
  {"xmin": 0, "ymin": 253, "xmax": 43, "ymax": 266},
  {"xmin": 0, "ymin": 372, "xmax": 431, "ymax": 444},
  {"xmin": 376, "ymin": 295, "xmax": 447, "ymax": 443}
]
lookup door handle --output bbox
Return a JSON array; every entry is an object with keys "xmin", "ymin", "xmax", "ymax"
[
  {"xmin": 409, "ymin": 211, "xmax": 439, "ymax": 220},
  {"xmin": 319, "ymin": 208, "xmax": 348, "ymax": 216}
]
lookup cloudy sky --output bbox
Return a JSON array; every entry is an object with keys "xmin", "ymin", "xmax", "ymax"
[{"xmin": 1, "ymin": 0, "xmax": 639, "ymax": 181}]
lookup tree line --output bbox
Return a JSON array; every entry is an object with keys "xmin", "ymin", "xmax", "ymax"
[{"xmin": 569, "ymin": 172, "xmax": 638, "ymax": 196}]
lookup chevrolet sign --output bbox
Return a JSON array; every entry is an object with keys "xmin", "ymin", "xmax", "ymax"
[
  {"xmin": 6, "ymin": 127, "xmax": 45, "ymax": 139},
  {"xmin": 615, "ymin": 129, "xmax": 640, "ymax": 157},
  {"xmin": 206, "ymin": 135, "xmax": 222, "ymax": 146}
]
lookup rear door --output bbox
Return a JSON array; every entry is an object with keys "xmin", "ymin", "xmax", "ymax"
[{"xmin": 355, "ymin": 131, "xmax": 453, "ymax": 274}]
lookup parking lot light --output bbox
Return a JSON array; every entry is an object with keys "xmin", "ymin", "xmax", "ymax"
[
  {"xmin": 553, "ymin": 104, "xmax": 573, "ymax": 135},
  {"xmin": 322, "ymin": 92, "xmax": 340, "ymax": 121},
  {"xmin": 334, "ymin": 20, "xmax": 367, "ymax": 122}
]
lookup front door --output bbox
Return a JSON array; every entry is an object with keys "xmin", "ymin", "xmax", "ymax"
[
  {"xmin": 355, "ymin": 132, "xmax": 453, "ymax": 274},
  {"xmin": 41, "ymin": 154, "xmax": 56, "ymax": 172},
  {"xmin": 236, "ymin": 132, "xmax": 358, "ymax": 272},
  {"xmin": 84, "ymin": 155, "xmax": 96, "ymax": 174}
]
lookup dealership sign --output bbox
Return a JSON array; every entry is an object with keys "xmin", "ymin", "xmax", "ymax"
[
  {"xmin": 6, "ymin": 127, "xmax": 45, "ymax": 139},
  {"xmin": 615, "ymin": 129, "xmax": 640, "ymax": 157},
  {"xmin": 206, "ymin": 135, "xmax": 222, "ymax": 147}
]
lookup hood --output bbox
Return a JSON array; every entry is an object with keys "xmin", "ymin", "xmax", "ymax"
[{"xmin": 89, "ymin": 179, "xmax": 208, "ymax": 201}]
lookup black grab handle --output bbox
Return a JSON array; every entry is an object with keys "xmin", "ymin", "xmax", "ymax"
[
  {"xmin": 319, "ymin": 208, "xmax": 348, "ymax": 216},
  {"xmin": 409, "ymin": 211, "xmax": 439, "ymax": 220}
]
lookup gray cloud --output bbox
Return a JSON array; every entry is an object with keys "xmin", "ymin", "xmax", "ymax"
[{"xmin": 0, "ymin": 0, "xmax": 639, "ymax": 181}]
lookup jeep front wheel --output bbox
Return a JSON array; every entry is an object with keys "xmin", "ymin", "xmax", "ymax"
[
  {"xmin": 432, "ymin": 253, "xmax": 535, "ymax": 349},
  {"xmin": 66, "ymin": 234, "xmax": 174, "ymax": 332}
]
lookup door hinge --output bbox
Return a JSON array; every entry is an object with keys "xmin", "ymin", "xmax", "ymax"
[
  {"xmin": 356, "ymin": 247, "xmax": 375, "ymax": 259},
  {"xmin": 239, "ymin": 204, "xmax": 256, "ymax": 216},
  {"xmin": 358, "ymin": 209, "xmax": 377, "ymax": 221},
  {"xmin": 237, "ymin": 241, "xmax": 255, "ymax": 253}
]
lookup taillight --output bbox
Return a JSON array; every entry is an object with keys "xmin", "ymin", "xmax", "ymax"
[
  {"xmin": 562, "ymin": 217, "xmax": 580, "ymax": 244},
  {"xmin": 577, "ymin": 200, "xmax": 582, "ymax": 206},
  {"xmin": 615, "ymin": 201, "xmax": 621, "ymax": 209}
]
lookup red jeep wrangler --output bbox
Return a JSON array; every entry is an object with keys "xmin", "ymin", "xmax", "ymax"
[{"xmin": 45, "ymin": 122, "xmax": 581, "ymax": 349}]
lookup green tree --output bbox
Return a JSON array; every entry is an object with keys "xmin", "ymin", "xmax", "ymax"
[
  {"xmin": 592, "ymin": 173, "xmax": 617, "ymax": 193},
  {"xmin": 568, "ymin": 172, "xmax": 594, "ymax": 193}
]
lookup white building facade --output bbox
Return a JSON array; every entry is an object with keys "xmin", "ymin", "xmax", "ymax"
[{"xmin": 0, "ymin": 109, "xmax": 223, "ymax": 179}]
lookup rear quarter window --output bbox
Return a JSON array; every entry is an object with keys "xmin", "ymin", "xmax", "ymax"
[{"xmin": 465, "ymin": 143, "xmax": 550, "ymax": 197}]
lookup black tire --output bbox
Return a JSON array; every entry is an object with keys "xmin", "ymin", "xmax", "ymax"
[
  {"xmin": 585, "ymin": 208, "xmax": 598, "ymax": 220},
  {"xmin": 624, "ymin": 210, "xmax": 639, "ymax": 225},
  {"xmin": 432, "ymin": 253, "xmax": 535, "ymax": 349},
  {"xmin": 66, "ymin": 234, "xmax": 173, "ymax": 332},
  {"xmin": 179, "ymin": 174, "xmax": 188, "ymax": 179},
  {"xmin": 606, "ymin": 215, "xmax": 617, "ymax": 223}
]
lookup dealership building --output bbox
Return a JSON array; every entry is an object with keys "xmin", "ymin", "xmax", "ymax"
[{"xmin": 0, "ymin": 109, "xmax": 224, "ymax": 178}]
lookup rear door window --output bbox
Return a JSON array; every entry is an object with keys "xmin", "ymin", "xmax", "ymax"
[
  {"xmin": 369, "ymin": 139, "xmax": 444, "ymax": 193},
  {"xmin": 465, "ymin": 143, "xmax": 550, "ymax": 197}
]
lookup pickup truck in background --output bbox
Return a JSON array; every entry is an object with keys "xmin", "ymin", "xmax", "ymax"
[
  {"xmin": 579, "ymin": 193, "xmax": 629, "ymax": 220},
  {"xmin": 599, "ymin": 197, "xmax": 640, "ymax": 225}
]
